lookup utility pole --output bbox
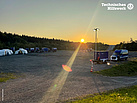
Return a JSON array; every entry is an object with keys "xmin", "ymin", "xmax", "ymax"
[{"xmin": 93, "ymin": 28, "xmax": 99, "ymax": 60}]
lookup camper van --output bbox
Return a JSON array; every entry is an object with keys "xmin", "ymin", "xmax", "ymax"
[{"xmin": 111, "ymin": 49, "xmax": 128, "ymax": 61}]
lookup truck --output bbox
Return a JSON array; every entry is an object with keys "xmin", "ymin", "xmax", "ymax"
[{"xmin": 111, "ymin": 49, "xmax": 128, "ymax": 61}]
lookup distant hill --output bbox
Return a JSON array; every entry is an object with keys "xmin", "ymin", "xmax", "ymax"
[{"xmin": 0, "ymin": 31, "xmax": 109, "ymax": 50}]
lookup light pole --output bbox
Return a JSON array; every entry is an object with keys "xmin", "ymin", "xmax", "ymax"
[{"xmin": 93, "ymin": 28, "xmax": 99, "ymax": 60}]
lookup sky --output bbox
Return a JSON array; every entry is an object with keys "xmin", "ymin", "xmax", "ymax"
[{"xmin": 0, "ymin": 0, "xmax": 137, "ymax": 45}]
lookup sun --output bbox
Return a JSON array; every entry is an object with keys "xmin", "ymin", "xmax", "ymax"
[{"xmin": 81, "ymin": 39, "xmax": 85, "ymax": 43}]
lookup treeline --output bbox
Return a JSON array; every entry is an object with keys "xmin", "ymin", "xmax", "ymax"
[
  {"xmin": 114, "ymin": 38, "xmax": 137, "ymax": 51},
  {"xmin": 0, "ymin": 31, "xmax": 109, "ymax": 50},
  {"xmin": 0, "ymin": 31, "xmax": 74, "ymax": 50},
  {"xmin": 86, "ymin": 42, "xmax": 109, "ymax": 50}
]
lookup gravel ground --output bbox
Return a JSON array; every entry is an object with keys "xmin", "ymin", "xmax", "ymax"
[{"xmin": 0, "ymin": 50, "xmax": 137, "ymax": 103}]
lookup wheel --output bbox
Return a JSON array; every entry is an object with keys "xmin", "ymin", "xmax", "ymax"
[{"xmin": 117, "ymin": 56, "xmax": 120, "ymax": 61}]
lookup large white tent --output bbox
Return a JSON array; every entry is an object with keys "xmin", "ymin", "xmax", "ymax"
[
  {"xmin": 2, "ymin": 49, "xmax": 13, "ymax": 55},
  {"xmin": 15, "ymin": 48, "xmax": 28, "ymax": 55},
  {"xmin": 0, "ymin": 49, "xmax": 13, "ymax": 56},
  {"xmin": 0, "ymin": 50, "xmax": 5, "ymax": 56}
]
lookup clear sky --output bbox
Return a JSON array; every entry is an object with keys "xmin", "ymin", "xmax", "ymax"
[{"xmin": 0, "ymin": 0, "xmax": 137, "ymax": 45}]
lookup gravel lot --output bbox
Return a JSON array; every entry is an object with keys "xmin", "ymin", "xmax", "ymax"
[{"xmin": 0, "ymin": 50, "xmax": 137, "ymax": 103}]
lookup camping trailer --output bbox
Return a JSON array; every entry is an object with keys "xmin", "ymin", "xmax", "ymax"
[{"xmin": 111, "ymin": 49, "xmax": 128, "ymax": 61}]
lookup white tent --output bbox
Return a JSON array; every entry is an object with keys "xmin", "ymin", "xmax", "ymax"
[
  {"xmin": 0, "ymin": 50, "xmax": 5, "ymax": 56},
  {"xmin": 0, "ymin": 49, "xmax": 13, "ymax": 56},
  {"xmin": 15, "ymin": 48, "xmax": 28, "ymax": 55},
  {"xmin": 2, "ymin": 49, "xmax": 13, "ymax": 55}
]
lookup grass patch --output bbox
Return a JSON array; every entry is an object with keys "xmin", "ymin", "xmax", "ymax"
[
  {"xmin": 0, "ymin": 72, "xmax": 21, "ymax": 82},
  {"xmin": 67, "ymin": 85, "xmax": 137, "ymax": 103},
  {"xmin": 94, "ymin": 59, "xmax": 137, "ymax": 76}
]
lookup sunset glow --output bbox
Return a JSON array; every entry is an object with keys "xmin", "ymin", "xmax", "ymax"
[
  {"xmin": 81, "ymin": 39, "xmax": 85, "ymax": 43},
  {"xmin": 0, "ymin": 1, "xmax": 136, "ymax": 45}
]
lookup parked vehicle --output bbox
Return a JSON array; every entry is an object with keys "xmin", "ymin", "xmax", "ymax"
[
  {"xmin": 35, "ymin": 47, "xmax": 40, "ymax": 52},
  {"xmin": 42, "ymin": 47, "xmax": 50, "ymax": 52},
  {"xmin": 87, "ymin": 48, "xmax": 92, "ymax": 52},
  {"xmin": 10, "ymin": 47, "xmax": 15, "ymax": 52},
  {"xmin": 25, "ymin": 48, "xmax": 29, "ymax": 52},
  {"xmin": 30, "ymin": 48, "xmax": 35, "ymax": 52},
  {"xmin": 52, "ymin": 48, "xmax": 57, "ymax": 52},
  {"xmin": 111, "ymin": 49, "xmax": 128, "ymax": 61}
]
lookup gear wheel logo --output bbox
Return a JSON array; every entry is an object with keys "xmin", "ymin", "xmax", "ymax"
[{"xmin": 127, "ymin": 3, "xmax": 134, "ymax": 10}]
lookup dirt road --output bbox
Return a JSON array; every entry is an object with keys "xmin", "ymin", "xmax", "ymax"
[{"xmin": 0, "ymin": 50, "xmax": 137, "ymax": 103}]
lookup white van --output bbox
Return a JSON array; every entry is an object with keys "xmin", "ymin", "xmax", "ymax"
[{"xmin": 111, "ymin": 49, "xmax": 128, "ymax": 61}]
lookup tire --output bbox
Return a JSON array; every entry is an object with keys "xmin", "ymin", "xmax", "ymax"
[{"xmin": 117, "ymin": 56, "xmax": 120, "ymax": 61}]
